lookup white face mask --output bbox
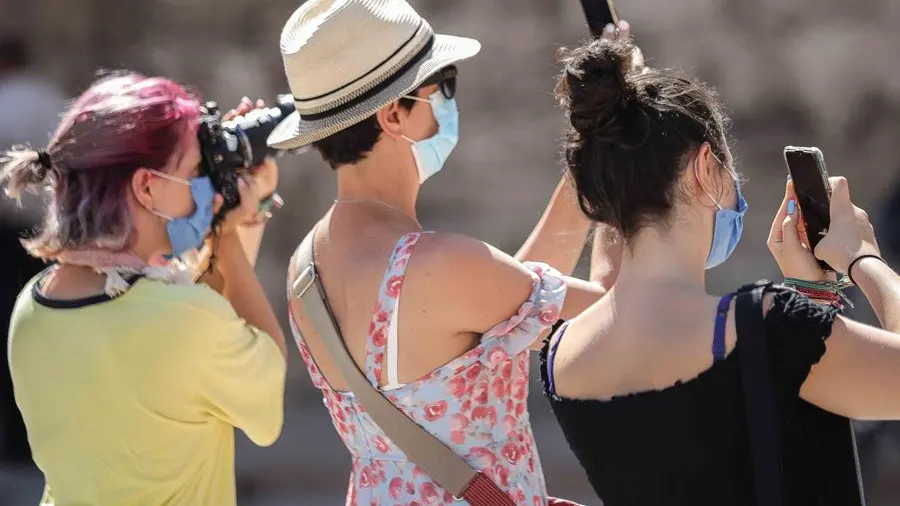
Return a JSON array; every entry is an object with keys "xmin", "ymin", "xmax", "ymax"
[{"xmin": 400, "ymin": 91, "xmax": 460, "ymax": 184}]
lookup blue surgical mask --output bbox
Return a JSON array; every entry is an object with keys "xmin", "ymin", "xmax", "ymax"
[
  {"xmin": 147, "ymin": 170, "xmax": 215, "ymax": 257},
  {"xmin": 705, "ymin": 178, "xmax": 748, "ymax": 269},
  {"xmin": 401, "ymin": 91, "xmax": 459, "ymax": 184}
]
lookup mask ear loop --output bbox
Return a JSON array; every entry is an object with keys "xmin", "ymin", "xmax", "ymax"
[
  {"xmin": 695, "ymin": 154, "xmax": 724, "ymax": 211},
  {"xmin": 147, "ymin": 169, "xmax": 191, "ymax": 187},
  {"xmin": 143, "ymin": 168, "xmax": 214, "ymax": 273},
  {"xmin": 397, "ymin": 90, "xmax": 442, "ymax": 145},
  {"xmin": 131, "ymin": 169, "xmax": 179, "ymax": 221},
  {"xmin": 710, "ymin": 150, "xmax": 739, "ymax": 185}
]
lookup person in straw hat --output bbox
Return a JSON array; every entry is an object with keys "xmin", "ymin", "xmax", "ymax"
[{"xmin": 269, "ymin": 1, "xmax": 628, "ymax": 504}]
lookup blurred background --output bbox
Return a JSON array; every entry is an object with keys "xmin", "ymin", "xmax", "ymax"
[{"xmin": 1, "ymin": 0, "xmax": 900, "ymax": 504}]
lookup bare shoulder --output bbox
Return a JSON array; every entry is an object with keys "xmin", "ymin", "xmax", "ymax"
[
  {"xmin": 415, "ymin": 232, "xmax": 510, "ymax": 261},
  {"xmin": 555, "ymin": 290, "xmax": 736, "ymax": 400},
  {"xmin": 409, "ymin": 232, "xmax": 536, "ymax": 334},
  {"xmin": 414, "ymin": 232, "xmax": 533, "ymax": 282}
]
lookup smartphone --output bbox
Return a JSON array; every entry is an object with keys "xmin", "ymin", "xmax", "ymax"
[
  {"xmin": 783, "ymin": 146, "xmax": 833, "ymax": 271},
  {"xmin": 580, "ymin": 0, "xmax": 620, "ymax": 38}
]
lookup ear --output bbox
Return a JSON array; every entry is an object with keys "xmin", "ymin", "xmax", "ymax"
[
  {"xmin": 375, "ymin": 100, "xmax": 410, "ymax": 140},
  {"xmin": 692, "ymin": 142, "xmax": 721, "ymax": 196},
  {"xmin": 130, "ymin": 167, "xmax": 156, "ymax": 211}
]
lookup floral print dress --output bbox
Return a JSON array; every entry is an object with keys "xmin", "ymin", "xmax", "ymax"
[{"xmin": 288, "ymin": 232, "xmax": 568, "ymax": 506}]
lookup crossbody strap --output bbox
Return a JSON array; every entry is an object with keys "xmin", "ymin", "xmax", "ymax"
[
  {"xmin": 735, "ymin": 282, "xmax": 785, "ymax": 506},
  {"xmin": 290, "ymin": 228, "xmax": 515, "ymax": 505}
]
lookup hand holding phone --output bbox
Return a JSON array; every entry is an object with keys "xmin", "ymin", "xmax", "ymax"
[{"xmin": 783, "ymin": 146, "xmax": 833, "ymax": 271}]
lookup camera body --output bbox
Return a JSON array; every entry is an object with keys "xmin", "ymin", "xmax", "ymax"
[{"xmin": 196, "ymin": 94, "xmax": 296, "ymax": 218}]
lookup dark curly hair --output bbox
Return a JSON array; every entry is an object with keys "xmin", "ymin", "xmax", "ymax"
[{"xmin": 555, "ymin": 38, "xmax": 731, "ymax": 241}]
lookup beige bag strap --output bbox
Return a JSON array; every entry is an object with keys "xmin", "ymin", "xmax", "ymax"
[{"xmin": 290, "ymin": 228, "xmax": 514, "ymax": 505}]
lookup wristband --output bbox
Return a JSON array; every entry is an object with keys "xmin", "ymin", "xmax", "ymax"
[
  {"xmin": 783, "ymin": 277, "xmax": 854, "ymax": 310},
  {"xmin": 847, "ymin": 254, "xmax": 885, "ymax": 286}
]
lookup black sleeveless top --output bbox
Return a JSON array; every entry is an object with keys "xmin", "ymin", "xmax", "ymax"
[{"xmin": 540, "ymin": 285, "xmax": 857, "ymax": 506}]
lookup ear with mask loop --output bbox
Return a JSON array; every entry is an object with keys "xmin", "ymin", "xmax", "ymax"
[
  {"xmin": 140, "ymin": 169, "xmax": 217, "ymax": 261},
  {"xmin": 694, "ymin": 146, "xmax": 737, "ymax": 210},
  {"xmin": 694, "ymin": 153, "xmax": 724, "ymax": 211},
  {"xmin": 398, "ymin": 91, "xmax": 460, "ymax": 184},
  {"xmin": 698, "ymin": 147, "xmax": 748, "ymax": 269}
]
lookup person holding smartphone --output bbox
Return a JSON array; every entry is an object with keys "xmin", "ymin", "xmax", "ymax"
[
  {"xmin": 539, "ymin": 35, "xmax": 900, "ymax": 505},
  {"xmin": 1, "ymin": 72, "xmax": 286, "ymax": 506}
]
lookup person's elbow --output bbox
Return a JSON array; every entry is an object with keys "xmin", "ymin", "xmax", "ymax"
[
  {"xmin": 246, "ymin": 409, "xmax": 284, "ymax": 447},
  {"xmin": 245, "ymin": 358, "xmax": 288, "ymax": 447},
  {"xmin": 243, "ymin": 385, "xmax": 286, "ymax": 447}
]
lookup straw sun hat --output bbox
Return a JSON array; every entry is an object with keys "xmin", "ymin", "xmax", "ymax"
[{"xmin": 267, "ymin": 0, "xmax": 482, "ymax": 150}]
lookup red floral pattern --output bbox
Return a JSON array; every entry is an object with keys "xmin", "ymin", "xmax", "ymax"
[{"xmin": 288, "ymin": 232, "xmax": 568, "ymax": 505}]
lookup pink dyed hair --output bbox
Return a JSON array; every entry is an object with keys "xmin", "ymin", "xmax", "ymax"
[{"xmin": 0, "ymin": 70, "xmax": 201, "ymax": 259}]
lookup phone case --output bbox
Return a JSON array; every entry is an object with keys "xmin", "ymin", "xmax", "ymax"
[
  {"xmin": 783, "ymin": 146, "xmax": 833, "ymax": 271},
  {"xmin": 784, "ymin": 146, "xmax": 831, "ymax": 196}
]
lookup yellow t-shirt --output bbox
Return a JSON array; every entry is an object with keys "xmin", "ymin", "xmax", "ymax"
[{"xmin": 8, "ymin": 273, "xmax": 286, "ymax": 506}]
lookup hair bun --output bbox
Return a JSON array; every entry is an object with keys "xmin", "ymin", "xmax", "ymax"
[{"xmin": 556, "ymin": 38, "xmax": 649, "ymax": 150}]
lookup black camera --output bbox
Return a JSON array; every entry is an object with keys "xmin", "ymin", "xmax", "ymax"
[{"xmin": 197, "ymin": 94, "xmax": 296, "ymax": 219}]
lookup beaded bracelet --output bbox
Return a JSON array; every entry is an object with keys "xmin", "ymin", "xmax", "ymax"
[{"xmin": 783, "ymin": 277, "xmax": 854, "ymax": 310}]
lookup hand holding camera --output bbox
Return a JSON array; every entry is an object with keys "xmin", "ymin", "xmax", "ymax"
[
  {"xmin": 197, "ymin": 94, "xmax": 294, "ymax": 227},
  {"xmin": 218, "ymin": 97, "xmax": 282, "ymax": 229},
  {"xmin": 197, "ymin": 95, "xmax": 290, "ymax": 281}
]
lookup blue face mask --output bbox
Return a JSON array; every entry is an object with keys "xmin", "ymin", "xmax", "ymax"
[
  {"xmin": 148, "ymin": 170, "xmax": 215, "ymax": 258},
  {"xmin": 401, "ymin": 91, "xmax": 459, "ymax": 184},
  {"xmin": 705, "ymin": 178, "xmax": 748, "ymax": 269}
]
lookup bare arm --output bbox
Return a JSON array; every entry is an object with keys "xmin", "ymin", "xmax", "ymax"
[
  {"xmin": 800, "ymin": 258, "xmax": 900, "ymax": 419},
  {"xmin": 232, "ymin": 155, "xmax": 279, "ymax": 268},
  {"xmin": 589, "ymin": 223, "xmax": 623, "ymax": 287},
  {"xmin": 196, "ymin": 153, "xmax": 276, "ymax": 285},
  {"xmin": 215, "ymin": 102, "xmax": 278, "ymax": 268},
  {"xmin": 194, "ymin": 222, "xmax": 266, "ymax": 289},
  {"xmin": 515, "ymin": 176, "xmax": 592, "ymax": 276},
  {"xmin": 429, "ymin": 234, "xmax": 606, "ymax": 347},
  {"xmin": 216, "ymin": 233, "xmax": 287, "ymax": 357},
  {"xmin": 235, "ymin": 222, "xmax": 266, "ymax": 267},
  {"xmin": 851, "ymin": 256, "xmax": 900, "ymax": 330}
]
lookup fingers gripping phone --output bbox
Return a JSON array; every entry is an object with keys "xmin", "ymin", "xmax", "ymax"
[
  {"xmin": 580, "ymin": 0, "xmax": 620, "ymax": 38},
  {"xmin": 783, "ymin": 146, "xmax": 833, "ymax": 271}
]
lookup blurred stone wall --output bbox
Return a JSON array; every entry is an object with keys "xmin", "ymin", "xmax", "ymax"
[{"xmin": 2, "ymin": 0, "xmax": 900, "ymax": 504}]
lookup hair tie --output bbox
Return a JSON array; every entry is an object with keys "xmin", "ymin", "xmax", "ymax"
[{"xmin": 36, "ymin": 149, "xmax": 52, "ymax": 169}]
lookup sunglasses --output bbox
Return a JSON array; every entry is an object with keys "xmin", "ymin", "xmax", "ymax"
[{"xmin": 407, "ymin": 66, "xmax": 458, "ymax": 101}]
